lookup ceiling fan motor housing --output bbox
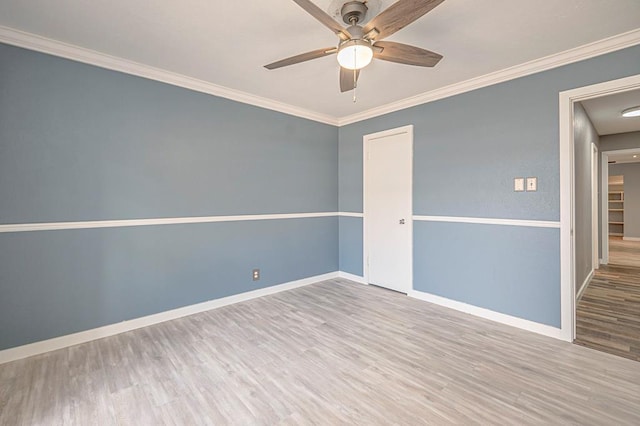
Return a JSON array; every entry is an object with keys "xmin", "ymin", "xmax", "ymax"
[{"xmin": 341, "ymin": 1, "xmax": 368, "ymax": 25}]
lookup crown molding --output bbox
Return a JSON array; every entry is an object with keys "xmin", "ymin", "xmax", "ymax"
[
  {"xmin": 1, "ymin": 25, "xmax": 639, "ymax": 128},
  {"xmin": 0, "ymin": 26, "xmax": 339, "ymax": 126},
  {"xmin": 338, "ymin": 28, "xmax": 640, "ymax": 126}
]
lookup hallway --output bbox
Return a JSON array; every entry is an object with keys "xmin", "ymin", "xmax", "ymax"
[{"xmin": 575, "ymin": 238, "xmax": 640, "ymax": 361}]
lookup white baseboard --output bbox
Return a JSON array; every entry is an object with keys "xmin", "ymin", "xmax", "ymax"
[
  {"xmin": 408, "ymin": 289, "xmax": 565, "ymax": 341},
  {"xmin": 337, "ymin": 271, "xmax": 367, "ymax": 284},
  {"xmin": 623, "ymin": 237, "xmax": 640, "ymax": 241},
  {"xmin": 0, "ymin": 272, "xmax": 338, "ymax": 365},
  {"xmin": 576, "ymin": 269, "xmax": 595, "ymax": 301}
]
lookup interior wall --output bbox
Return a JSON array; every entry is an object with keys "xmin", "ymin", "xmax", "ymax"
[
  {"xmin": 0, "ymin": 43, "xmax": 339, "ymax": 351},
  {"xmin": 338, "ymin": 44, "xmax": 640, "ymax": 328},
  {"xmin": 573, "ymin": 102, "xmax": 600, "ymax": 292},
  {"xmin": 600, "ymin": 131, "xmax": 640, "ymax": 151},
  {"xmin": 609, "ymin": 163, "xmax": 640, "ymax": 239}
]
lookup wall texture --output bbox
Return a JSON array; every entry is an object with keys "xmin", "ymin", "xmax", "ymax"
[
  {"xmin": 573, "ymin": 103, "xmax": 599, "ymax": 292},
  {"xmin": 338, "ymin": 44, "xmax": 640, "ymax": 328},
  {"xmin": 0, "ymin": 43, "xmax": 338, "ymax": 350},
  {"xmin": 609, "ymin": 162, "xmax": 640, "ymax": 239}
]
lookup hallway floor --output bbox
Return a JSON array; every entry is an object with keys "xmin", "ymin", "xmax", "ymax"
[
  {"xmin": 575, "ymin": 261, "xmax": 640, "ymax": 362},
  {"xmin": 608, "ymin": 236, "xmax": 640, "ymax": 267}
]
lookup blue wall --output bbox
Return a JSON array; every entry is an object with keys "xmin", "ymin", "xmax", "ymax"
[
  {"xmin": 338, "ymin": 216, "xmax": 363, "ymax": 275},
  {"xmin": 414, "ymin": 222, "xmax": 560, "ymax": 326},
  {"xmin": 0, "ymin": 44, "xmax": 338, "ymax": 222},
  {"xmin": 338, "ymin": 45, "xmax": 640, "ymax": 327},
  {"xmin": 0, "ymin": 218, "xmax": 336, "ymax": 349},
  {"xmin": 0, "ymin": 43, "xmax": 338, "ymax": 350}
]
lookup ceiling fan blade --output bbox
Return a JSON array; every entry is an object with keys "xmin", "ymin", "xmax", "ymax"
[
  {"xmin": 364, "ymin": 0, "xmax": 445, "ymax": 41},
  {"xmin": 264, "ymin": 47, "xmax": 337, "ymax": 70},
  {"xmin": 373, "ymin": 41, "xmax": 442, "ymax": 67},
  {"xmin": 292, "ymin": 0, "xmax": 351, "ymax": 40},
  {"xmin": 340, "ymin": 67, "xmax": 360, "ymax": 92}
]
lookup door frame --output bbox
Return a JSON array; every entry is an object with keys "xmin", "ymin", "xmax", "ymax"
[
  {"xmin": 559, "ymin": 73, "xmax": 640, "ymax": 342},
  {"xmin": 363, "ymin": 124, "xmax": 414, "ymax": 293},
  {"xmin": 601, "ymin": 147, "xmax": 640, "ymax": 264},
  {"xmin": 591, "ymin": 143, "xmax": 599, "ymax": 270}
]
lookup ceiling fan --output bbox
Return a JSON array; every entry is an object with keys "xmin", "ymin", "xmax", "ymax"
[{"xmin": 264, "ymin": 0, "xmax": 445, "ymax": 93}]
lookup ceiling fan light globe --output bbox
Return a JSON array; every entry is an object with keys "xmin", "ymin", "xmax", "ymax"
[{"xmin": 337, "ymin": 40, "xmax": 373, "ymax": 70}]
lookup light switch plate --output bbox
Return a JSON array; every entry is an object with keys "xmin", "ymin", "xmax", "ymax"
[
  {"xmin": 514, "ymin": 177, "xmax": 525, "ymax": 192},
  {"xmin": 526, "ymin": 177, "xmax": 537, "ymax": 191}
]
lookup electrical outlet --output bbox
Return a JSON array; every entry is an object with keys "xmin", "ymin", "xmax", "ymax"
[
  {"xmin": 252, "ymin": 269, "xmax": 260, "ymax": 281},
  {"xmin": 526, "ymin": 177, "xmax": 537, "ymax": 192}
]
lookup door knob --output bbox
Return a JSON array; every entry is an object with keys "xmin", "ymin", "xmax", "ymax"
[{"xmin": 399, "ymin": 219, "xmax": 405, "ymax": 225}]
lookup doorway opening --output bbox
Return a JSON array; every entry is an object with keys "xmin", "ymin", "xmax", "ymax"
[
  {"xmin": 561, "ymin": 75, "xmax": 640, "ymax": 361},
  {"xmin": 559, "ymin": 73, "xmax": 640, "ymax": 343},
  {"xmin": 601, "ymin": 148, "xmax": 640, "ymax": 267}
]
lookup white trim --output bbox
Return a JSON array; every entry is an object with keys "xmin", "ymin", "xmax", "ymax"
[
  {"xmin": 337, "ymin": 271, "xmax": 367, "ymax": 284},
  {"xmin": 591, "ymin": 143, "xmax": 599, "ymax": 270},
  {"xmin": 338, "ymin": 29, "xmax": 640, "ymax": 126},
  {"xmin": 363, "ymin": 125, "xmax": 414, "ymax": 293},
  {"xmin": 2, "ymin": 26, "xmax": 639, "ymax": 128},
  {"xmin": 623, "ymin": 237, "xmax": 640, "ymax": 241},
  {"xmin": 413, "ymin": 215, "xmax": 560, "ymax": 228},
  {"xmin": 0, "ymin": 272, "xmax": 339, "ymax": 365},
  {"xmin": 0, "ymin": 212, "xmax": 338, "ymax": 233},
  {"xmin": 601, "ymin": 152, "xmax": 610, "ymax": 265},
  {"xmin": 0, "ymin": 26, "xmax": 338, "ymax": 126},
  {"xmin": 408, "ymin": 289, "xmax": 565, "ymax": 341},
  {"xmin": 337, "ymin": 212, "xmax": 364, "ymax": 218},
  {"xmin": 559, "ymin": 73, "xmax": 640, "ymax": 343},
  {"xmin": 576, "ymin": 269, "xmax": 594, "ymax": 301}
]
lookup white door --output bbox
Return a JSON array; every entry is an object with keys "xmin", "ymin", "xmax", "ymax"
[{"xmin": 364, "ymin": 125, "xmax": 413, "ymax": 293}]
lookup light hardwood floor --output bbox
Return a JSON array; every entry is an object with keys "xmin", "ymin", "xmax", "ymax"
[{"xmin": 2, "ymin": 279, "xmax": 640, "ymax": 425}]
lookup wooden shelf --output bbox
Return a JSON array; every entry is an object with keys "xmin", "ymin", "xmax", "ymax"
[{"xmin": 608, "ymin": 190, "xmax": 624, "ymax": 234}]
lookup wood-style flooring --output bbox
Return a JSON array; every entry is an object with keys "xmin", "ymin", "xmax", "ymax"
[
  {"xmin": 575, "ymin": 263, "xmax": 640, "ymax": 362},
  {"xmin": 575, "ymin": 237, "xmax": 640, "ymax": 361},
  {"xmin": 2, "ymin": 279, "xmax": 640, "ymax": 425},
  {"xmin": 609, "ymin": 236, "xmax": 640, "ymax": 267}
]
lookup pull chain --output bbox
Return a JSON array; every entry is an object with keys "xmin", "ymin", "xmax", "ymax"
[
  {"xmin": 352, "ymin": 68, "xmax": 357, "ymax": 103},
  {"xmin": 352, "ymin": 49, "xmax": 358, "ymax": 103}
]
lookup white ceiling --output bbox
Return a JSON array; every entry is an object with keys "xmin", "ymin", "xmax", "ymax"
[
  {"xmin": 581, "ymin": 89, "xmax": 640, "ymax": 136},
  {"xmin": 608, "ymin": 149, "xmax": 640, "ymax": 164},
  {"xmin": 1, "ymin": 0, "xmax": 639, "ymax": 120}
]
